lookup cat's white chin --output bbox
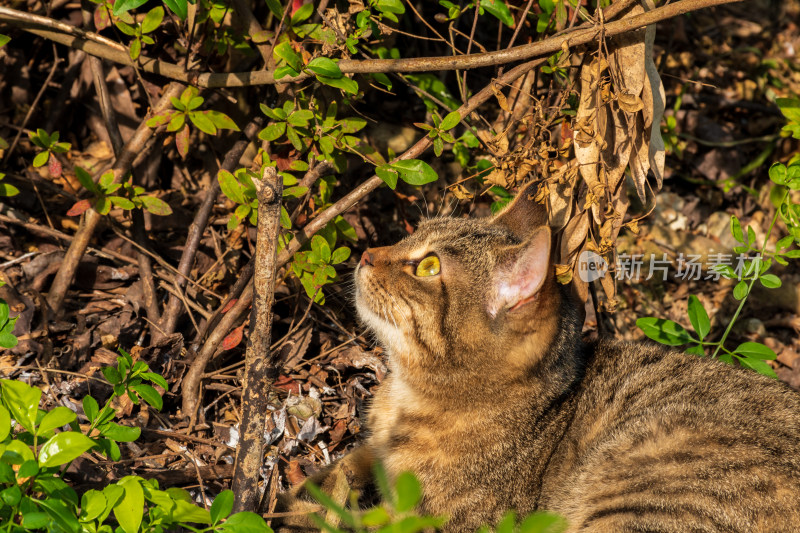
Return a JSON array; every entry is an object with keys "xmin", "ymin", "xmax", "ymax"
[{"xmin": 354, "ymin": 289, "xmax": 408, "ymax": 355}]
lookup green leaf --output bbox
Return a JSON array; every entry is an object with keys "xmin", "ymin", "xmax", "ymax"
[
  {"xmin": 259, "ymin": 121, "xmax": 286, "ymax": 142},
  {"xmin": 129, "ymin": 37, "xmax": 142, "ymax": 61},
  {"xmin": 286, "ymin": 125, "xmax": 304, "ymax": 151},
  {"xmin": 114, "ymin": 477, "xmax": 145, "ymax": 533},
  {"xmin": 769, "ymin": 162, "xmax": 787, "ymax": 185},
  {"xmin": 331, "ymin": 247, "xmax": 351, "ymax": 264},
  {"xmin": 210, "ymin": 489, "xmax": 235, "ymax": 524},
  {"xmin": 21, "ymin": 512, "xmax": 50, "ymax": 530},
  {"xmin": 141, "ymin": 6, "xmax": 164, "ymax": 33},
  {"xmin": 0, "ymin": 379, "xmax": 41, "ymax": 433},
  {"xmin": 100, "ymin": 422, "xmax": 141, "ymax": 442},
  {"xmin": 307, "ymin": 57, "xmax": 342, "ymax": 78},
  {"xmin": 141, "ymin": 371, "xmax": 168, "ymax": 390},
  {"xmin": 376, "ymin": 0, "xmax": 405, "ymax": 15},
  {"xmin": 0, "ymin": 35, "xmax": 10, "ymax": 48},
  {"xmin": 219, "ymin": 511, "xmax": 272, "ymax": 532},
  {"xmin": 0, "ymin": 182, "xmax": 19, "ymax": 197},
  {"xmin": 189, "ymin": 111, "xmax": 218, "ymax": 135},
  {"xmin": 264, "ymin": 0, "xmax": 283, "ymax": 17},
  {"xmin": 33, "ymin": 150, "xmax": 50, "ymax": 168},
  {"xmin": 736, "ymin": 356, "xmax": 777, "ymax": 379},
  {"xmin": 39, "ymin": 498, "xmax": 80, "ymax": 533},
  {"xmin": 0, "ymin": 484, "xmax": 21, "ymax": 506},
  {"xmin": 686, "ymin": 295, "xmax": 710, "ymax": 341},
  {"xmin": 776, "ymin": 97, "xmax": 800, "ymax": 123},
  {"xmin": 733, "ymin": 280, "xmax": 748, "ymax": 300},
  {"xmin": 687, "ymin": 344, "xmax": 708, "ymax": 359},
  {"xmin": 439, "ymin": 110, "xmax": 461, "ymax": 131},
  {"xmin": 734, "ymin": 341, "xmax": 777, "ymax": 360},
  {"xmin": 80, "ymin": 490, "xmax": 108, "ymax": 522},
  {"xmin": 283, "ymin": 186, "xmax": 308, "ymax": 198},
  {"xmin": 82, "ymin": 395, "xmax": 99, "ymax": 423},
  {"xmin": 38, "ymin": 431, "xmax": 97, "ymax": 467},
  {"xmin": 273, "ymin": 41, "xmax": 303, "ymax": 72},
  {"xmin": 0, "ymin": 330, "xmax": 16, "ymax": 349},
  {"xmin": 95, "ymin": 196, "xmax": 111, "ymax": 216},
  {"xmin": 109, "ymin": 196, "xmax": 136, "ymax": 210},
  {"xmin": 167, "ymin": 112, "xmax": 186, "ymax": 132},
  {"xmin": 519, "ymin": 511, "xmax": 568, "ymax": 533},
  {"xmin": 112, "ymin": 0, "xmax": 147, "ymax": 16},
  {"xmin": 274, "ymin": 65, "xmax": 301, "ymax": 79},
  {"xmin": 480, "ymin": 0, "xmax": 514, "ymax": 26},
  {"xmin": 291, "ymin": 2, "xmax": 314, "ymax": 25},
  {"xmin": 394, "ymin": 471, "xmax": 422, "ymax": 512},
  {"xmin": 102, "ymin": 366, "xmax": 123, "ymax": 385},
  {"xmin": 390, "ymin": 159, "xmax": 438, "ymax": 186},
  {"xmin": 288, "ymin": 109, "xmax": 314, "ymax": 127},
  {"xmin": 139, "ymin": 195, "xmax": 173, "ymax": 216},
  {"xmin": 163, "ymin": 0, "xmax": 188, "ymax": 19},
  {"xmin": 433, "ymin": 136, "xmax": 444, "ymax": 156},
  {"xmin": 0, "ymin": 405, "xmax": 10, "ymax": 441},
  {"xmin": 370, "ymin": 72, "xmax": 393, "ymax": 90},
  {"xmin": 730, "ymin": 215, "xmax": 744, "ymax": 243},
  {"xmin": 361, "ymin": 506, "xmax": 390, "ymax": 527},
  {"xmin": 376, "ymin": 165, "xmax": 399, "ymax": 189},
  {"xmin": 311, "ymin": 235, "xmax": 332, "ymax": 263},
  {"xmin": 206, "ymin": 110, "xmax": 240, "ymax": 131},
  {"xmin": 37, "ymin": 406, "xmax": 77, "ymax": 436},
  {"xmin": 130, "ymin": 383, "xmax": 163, "ymax": 410},
  {"xmin": 339, "ymin": 116, "xmax": 367, "ymax": 134},
  {"xmin": 258, "ymin": 104, "xmax": 286, "ymax": 120},
  {"xmin": 635, "ymin": 318, "xmax": 694, "ymax": 346},
  {"xmin": 759, "ymin": 274, "xmax": 781, "ymax": 288},
  {"xmin": 18, "ymin": 459, "xmax": 39, "ymax": 478},
  {"xmin": 317, "ymin": 75, "xmax": 359, "ymax": 95},
  {"xmin": 171, "ymin": 498, "xmax": 212, "ymax": 523}
]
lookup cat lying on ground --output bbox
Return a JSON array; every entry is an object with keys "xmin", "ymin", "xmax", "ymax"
[{"xmin": 277, "ymin": 182, "xmax": 800, "ymax": 532}]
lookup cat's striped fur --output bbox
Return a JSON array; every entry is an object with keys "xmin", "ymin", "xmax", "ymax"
[{"xmin": 277, "ymin": 182, "xmax": 800, "ymax": 532}]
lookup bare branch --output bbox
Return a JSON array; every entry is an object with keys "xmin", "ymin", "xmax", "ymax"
[{"xmin": 1, "ymin": 0, "xmax": 744, "ymax": 88}]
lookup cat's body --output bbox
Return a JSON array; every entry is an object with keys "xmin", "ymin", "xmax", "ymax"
[{"xmin": 277, "ymin": 183, "xmax": 800, "ymax": 532}]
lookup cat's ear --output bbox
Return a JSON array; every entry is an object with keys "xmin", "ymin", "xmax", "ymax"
[
  {"xmin": 488, "ymin": 226, "xmax": 551, "ymax": 317},
  {"xmin": 491, "ymin": 181, "xmax": 548, "ymax": 239}
]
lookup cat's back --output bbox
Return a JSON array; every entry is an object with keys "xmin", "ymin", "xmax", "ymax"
[{"xmin": 544, "ymin": 339, "xmax": 800, "ymax": 532}]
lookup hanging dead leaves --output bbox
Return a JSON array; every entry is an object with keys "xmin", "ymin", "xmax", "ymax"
[
  {"xmin": 565, "ymin": 0, "xmax": 665, "ymax": 309},
  {"xmin": 463, "ymin": 0, "xmax": 665, "ymax": 311}
]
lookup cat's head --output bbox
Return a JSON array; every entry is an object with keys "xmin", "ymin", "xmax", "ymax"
[{"xmin": 354, "ymin": 182, "xmax": 572, "ymax": 394}]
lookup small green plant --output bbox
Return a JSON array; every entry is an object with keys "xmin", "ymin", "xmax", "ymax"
[
  {"xmin": 291, "ymin": 235, "xmax": 351, "ymax": 304},
  {"xmin": 29, "ymin": 129, "xmax": 70, "ymax": 178},
  {"xmin": 146, "ymin": 87, "xmax": 240, "ymax": 158},
  {"xmin": 0, "ymin": 280, "xmax": 19, "ymax": 349},
  {"xmin": 415, "ymin": 111, "xmax": 461, "ymax": 157},
  {"xmin": 637, "ymin": 155, "xmax": 800, "ymax": 378},
  {"xmin": 114, "ymin": 5, "xmax": 163, "ymax": 60},
  {"xmin": 307, "ymin": 465, "xmax": 566, "ymax": 532},
  {"xmin": 67, "ymin": 167, "xmax": 173, "ymax": 217},
  {"xmin": 0, "ymin": 349, "xmax": 271, "ymax": 532}
]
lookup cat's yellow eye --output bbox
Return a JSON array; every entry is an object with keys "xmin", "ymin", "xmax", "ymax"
[{"xmin": 415, "ymin": 255, "xmax": 440, "ymax": 277}]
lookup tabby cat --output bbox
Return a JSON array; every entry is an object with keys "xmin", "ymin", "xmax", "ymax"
[{"xmin": 278, "ymin": 182, "xmax": 800, "ymax": 532}]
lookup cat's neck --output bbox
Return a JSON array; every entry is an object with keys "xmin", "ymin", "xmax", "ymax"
[{"xmin": 389, "ymin": 285, "xmax": 586, "ymax": 409}]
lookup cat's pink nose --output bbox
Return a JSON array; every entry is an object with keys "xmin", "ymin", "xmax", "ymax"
[{"xmin": 359, "ymin": 251, "xmax": 374, "ymax": 267}]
